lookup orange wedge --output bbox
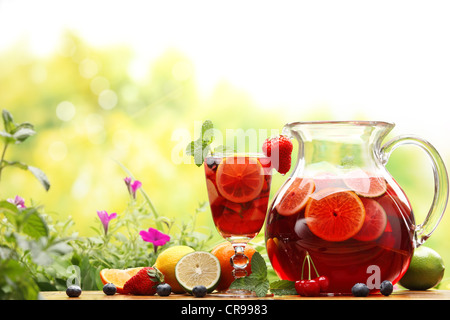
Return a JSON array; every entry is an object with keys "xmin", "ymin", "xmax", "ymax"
[{"xmin": 99, "ymin": 267, "xmax": 144, "ymax": 293}]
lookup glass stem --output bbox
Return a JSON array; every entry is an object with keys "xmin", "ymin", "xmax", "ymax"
[{"xmin": 230, "ymin": 244, "xmax": 249, "ymax": 279}]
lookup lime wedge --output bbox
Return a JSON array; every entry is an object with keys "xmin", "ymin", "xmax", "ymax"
[{"xmin": 175, "ymin": 251, "xmax": 221, "ymax": 293}]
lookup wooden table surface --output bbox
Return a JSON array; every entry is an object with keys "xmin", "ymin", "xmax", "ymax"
[{"xmin": 41, "ymin": 289, "xmax": 450, "ymax": 300}]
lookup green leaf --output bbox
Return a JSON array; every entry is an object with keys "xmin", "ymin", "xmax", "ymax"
[
  {"xmin": 255, "ymin": 279, "xmax": 270, "ymax": 297},
  {"xmin": 228, "ymin": 252, "xmax": 270, "ymax": 297},
  {"xmin": 12, "ymin": 127, "xmax": 35, "ymax": 143},
  {"xmin": 0, "ymin": 200, "xmax": 21, "ymax": 228},
  {"xmin": 21, "ymin": 207, "xmax": 49, "ymax": 239},
  {"xmin": 185, "ymin": 120, "xmax": 215, "ymax": 166},
  {"xmin": 229, "ymin": 274, "xmax": 258, "ymax": 290},
  {"xmin": 0, "ymin": 130, "xmax": 14, "ymax": 143},
  {"xmin": 185, "ymin": 138, "xmax": 210, "ymax": 167},
  {"xmin": 28, "ymin": 166, "xmax": 51, "ymax": 191},
  {"xmin": 0, "ymin": 259, "xmax": 40, "ymax": 300},
  {"xmin": 201, "ymin": 120, "xmax": 214, "ymax": 144},
  {"xmin": 2, "ymin": 109, "xmax": 15, "ymax": 133},
  {"xmin": 249, "ymin": 251, "xmax": 267, "ymax": 280},
  {"xmin": 269, "ymin": 280, "xmax": 297, "ymax": 295}
]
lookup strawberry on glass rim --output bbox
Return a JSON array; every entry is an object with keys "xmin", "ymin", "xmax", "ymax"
[{"xmin": 262, "ymin": 135, "xmax": 293, "ymax": 175}]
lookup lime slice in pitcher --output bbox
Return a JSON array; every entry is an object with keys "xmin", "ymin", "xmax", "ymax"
[{"xmin": 343, "ymin": 170, "xmax": 387, "ymax": 198}]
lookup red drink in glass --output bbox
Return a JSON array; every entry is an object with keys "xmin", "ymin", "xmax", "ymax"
[{"xmin": 205, "ymin": 154, "xmax": 272, "ymax": 241}]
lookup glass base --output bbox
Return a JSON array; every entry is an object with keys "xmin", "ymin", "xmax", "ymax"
[{"xmin": 215, "ymin": 288, "xmax": 257, "ymax": 298}]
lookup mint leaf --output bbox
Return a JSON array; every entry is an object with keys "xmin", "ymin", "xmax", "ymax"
[
  {"xmin": 201, "ymin": 120, "xmax": 214, "ymax": 145},
  {"xmin": 229, "ymin": 275, "xmax": 259, "ymax": 290},
  {"xmin": 269, "ymin": 280, "xmax": 297, "ymax": 295},
  {"xmin": 228, "ymin": 252, "xmax": 270, "ymax": 297},
  {"xmin": 255, "ymin": 279, "xmax": 270, "ymax": 297},
  {"xmin": 185, "ymin": 120, "xmax": 214, "ymax": 166},
  {"xmin": 249, "ymin": 251, "xmax": 267, "ymax": 280}
]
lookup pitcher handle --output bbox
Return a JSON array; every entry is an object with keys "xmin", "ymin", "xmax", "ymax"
[{"xmin": 380, "ymin": 135, "xmax": 449, "ymax": 247}]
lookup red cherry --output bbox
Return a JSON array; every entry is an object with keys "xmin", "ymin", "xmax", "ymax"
[
  {"xmin": 316, "ymin": 276, "xmax": 329, "ymax": 292},
  {"xmin": 295, "ymin": 280, "xmax": 306, "ymax": 296},
  {"xmin": 302, "ymin": 279, "xmax": 321, "ymax": 297}
]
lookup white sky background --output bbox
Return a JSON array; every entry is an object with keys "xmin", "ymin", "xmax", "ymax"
[{"xmin": 0, "ymin": 0, "xmax": 449, "ymax": 157}]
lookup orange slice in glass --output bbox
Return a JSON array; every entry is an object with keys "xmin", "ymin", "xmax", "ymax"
[
  {"xmin": 305, "ymin": 189, "xmax": 366, "ymax": 242},
  {"xmin": 216, "ymin": 156, "xmax": 264, "ymax": 203}
]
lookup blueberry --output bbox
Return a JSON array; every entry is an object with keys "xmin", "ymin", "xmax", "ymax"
[
  {"xmin": 103, "ymin": 283, "xmax": 117, "ymax": 295},
  {"xmin": 66, "ymin": 285, "xmax": 82, "ymax": 298},
  {"xmin": 380, "ymin": 280, "xmax": 393, "ymax": 296},
  {"xmin": 351, "ymin": 283, "xmax": 369, "ymax": 297},
  {"xmin": 156, "ymin": 283, "xmax": 172, "ymax": 296},
  {"xmin": 192, "ymin": 285, "xmax": 207, "ymax": 298}
]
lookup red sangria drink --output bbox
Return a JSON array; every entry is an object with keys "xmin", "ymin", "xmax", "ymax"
[
  {"xmin": 205, "ymin": 153, "xmax": 272, "ymax": 294},
  {"xmin": 266, "ymin": 172, "xmax": 416, "ymax": 294},
  {"xmin": 205, "ymin": 154, "xmax": 272, "ymax": 241}
]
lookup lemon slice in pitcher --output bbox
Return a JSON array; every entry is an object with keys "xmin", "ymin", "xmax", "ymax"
[{"xmin": 175, "ymin": 251, "xmax": 221, "ymax": 294}]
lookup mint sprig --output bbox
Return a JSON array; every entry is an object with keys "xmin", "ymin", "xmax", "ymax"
[
  {"xmin": 185, "ymin": 120, "xmax": 235, "ymax": 166},
  {"xmin": 229, "ymin": 252, "xmax": 269, "ymax": 297},
  {"xmin": 229, "ymin": 252, "xmax": 298, "ymax": 297},
  {"xmin": 186, "ymin": 120, "xmax": 214, "ymax": 167}
]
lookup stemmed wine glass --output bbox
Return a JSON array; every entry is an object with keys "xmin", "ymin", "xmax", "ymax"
[{"xmin": 204, "ymin": 153, "xmax": 272, "ymax": 296}]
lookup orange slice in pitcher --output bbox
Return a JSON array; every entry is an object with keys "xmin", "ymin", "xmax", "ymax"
[
  {"xmin": 305, "ymin": 189, "xmax": 365, "ymax": 242},
  {"xmin": 216, "ymin": 156, "xmax": 264, "ymax": 203},
  {"xmin": 276, "ymin": 178, "xmax": 315, "ymax": 216},
  {"xmin": 353, "ymin": 198, "xmax": 387, "ymax": 241}
]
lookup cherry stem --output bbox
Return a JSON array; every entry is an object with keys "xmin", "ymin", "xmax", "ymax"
[{"xmin": 301, "ymin": 252, "xmax": 320, "ymax": 280}]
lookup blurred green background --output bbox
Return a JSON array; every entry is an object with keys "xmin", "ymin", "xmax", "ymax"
[{"xmin": 0, "ymin": 1, "xmax": 449, "ymax": 287}]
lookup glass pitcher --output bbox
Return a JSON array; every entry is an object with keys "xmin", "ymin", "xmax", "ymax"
[{"xmin": 265, "ymin": 121, "xmax": 448, "ymax": 294}]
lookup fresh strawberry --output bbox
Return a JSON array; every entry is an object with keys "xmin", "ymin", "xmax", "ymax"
[
  {"xmin": 123, "ymin": 267, "xmax": 164, "ymax": 295},
  {"xmin": 262, "ymin": 135, "xmax": 293, "ymax": 174}
]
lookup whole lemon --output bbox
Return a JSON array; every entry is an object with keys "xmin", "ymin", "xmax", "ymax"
[
  {"xmin": 154, "ymin": 246, "xmax": 195, "ymax": 293},
  {"xmin": 399, "ymin": 246, "xmax": 445, "ymax": 290}
]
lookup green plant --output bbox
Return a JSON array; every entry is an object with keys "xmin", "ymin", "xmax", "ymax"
[
  {"xmin": 0, "ymin": 109, "xmax": 50, "ymax": 190},
  {"xmin": 0, "ymin": 109, "xmax": 214, "ymax": 298},
  {"xmin": 67, "ymin": 173, "xmax": 213, "ymax": 290},
  {"xmin": 0, "ymin": 109, "xmax": 66, "ymax": 299}
]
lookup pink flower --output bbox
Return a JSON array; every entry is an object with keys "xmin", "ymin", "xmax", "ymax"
[
  {"xmin": 139, "ymin": 227, "xmax": 170, "ymax": 248},
  {"xmin": 97, "ymin": 210, "xmax": 117, "ymax": 234},
  {"xmin": 124, "ymin": 177, "xmax": 142, "ymax": 199},
  {"xmin": 7, "ymin": 195, "xmax": 26, "ymax": 209}
]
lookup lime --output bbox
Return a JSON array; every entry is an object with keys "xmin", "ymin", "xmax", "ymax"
[
  {"xmin": 175, "ymin": 251, "xmax": 221, "ymax": 293},
  {"xmin": 154, "ymin": 245, "xmax": 195, "ymax": 293},
  {"xmin": 399, "ymin": 246, "xmax": 445, "ymax": 290}
]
